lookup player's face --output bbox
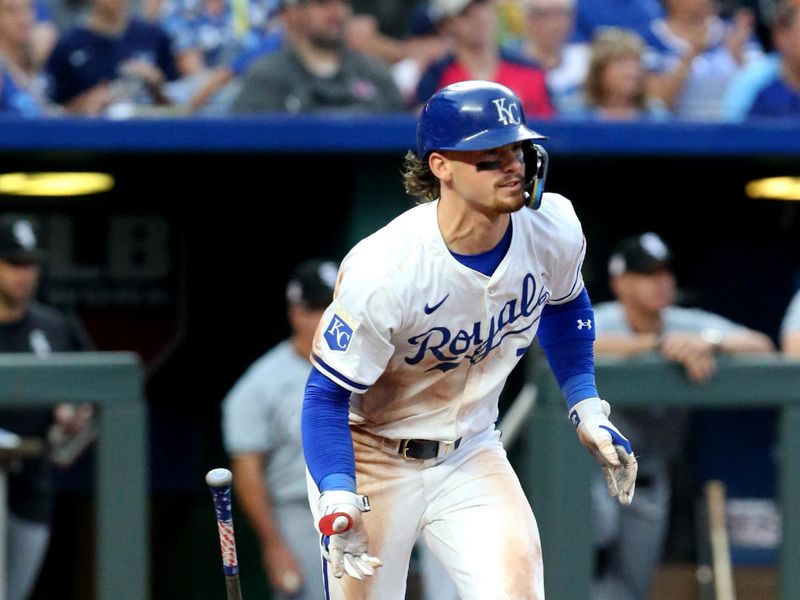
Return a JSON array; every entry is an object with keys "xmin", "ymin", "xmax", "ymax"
[
  {"xmin": 0, "ymin": 258, "xmax": 39, "ymax": 308},
  {"xmin": 443, "ymin": 142, "xmax": 527, "ymax": 214},
  {"xmin": 615, "ymin": 268, "xmax": 676, "ymax": 313}
]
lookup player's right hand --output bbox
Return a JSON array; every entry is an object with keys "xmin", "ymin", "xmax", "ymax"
[
  {"xmin": 317, "ymin": 490, "xmax": 383, "ymax": 580},
  {"xmin": 569, "ymin": 397, "xmax": 638, "ymax": 506}
]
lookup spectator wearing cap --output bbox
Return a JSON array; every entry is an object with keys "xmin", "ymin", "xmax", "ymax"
[
  {"xmin": 590, "ymin": 232, "xmax": 774, "ymax": 600},
  {"xmin": 221, "ymin": 258, "xmax": 339, "ymax": 600},
  {"xmin": 414, "ymin": 0, "xmax": 554, "ymax": 117},
  {"xmin": 0, "ymin": 215, "xmax": 95, "ymax": 600}
]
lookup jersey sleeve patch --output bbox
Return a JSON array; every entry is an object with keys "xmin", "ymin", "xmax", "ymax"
[
  {"xmin": 322, "ymin": 304, "xmax": 361, "ymax": 352},
  {"xmin": 324, "ymin": 314, "xmax": 354, "ymax": 351}
]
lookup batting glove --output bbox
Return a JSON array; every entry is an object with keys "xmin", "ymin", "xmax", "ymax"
[
  {"xmin": 569, "ymin": 397, "xmax": 638, "ymax": 506},
  {"xmin": 317, "ymin": 490, "xmax": 383, "ymax": 580}
]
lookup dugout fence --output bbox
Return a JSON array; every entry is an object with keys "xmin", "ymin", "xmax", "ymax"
[
  {"xmin": 0, "ymin": 352, "xmax": 147, "ymax": 600},
  {"xmin": 524, "ymin": 356, "xmax": 800, "ymax": 599}
]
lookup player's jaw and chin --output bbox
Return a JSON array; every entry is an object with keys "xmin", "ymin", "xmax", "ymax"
[
  {"xmin": 492, "ymin": 179, "xmax": 526, "ymax": 213},
  {"xmin": 442, "ymin": 149, "xmax": 527, "ymax": 214}
]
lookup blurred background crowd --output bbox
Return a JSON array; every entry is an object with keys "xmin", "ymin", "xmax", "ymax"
[{"xmin": 1, "ymin": 0, "xmax": 800, "ymax": 121}]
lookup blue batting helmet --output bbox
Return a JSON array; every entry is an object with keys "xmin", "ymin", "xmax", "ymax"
[{"xmin": 416, "ymin": 80, "xmax": 550, "ymax": 209}]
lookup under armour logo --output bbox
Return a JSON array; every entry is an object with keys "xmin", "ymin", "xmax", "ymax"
[
  {"xmin": 324, "ymin": 315, "xmax": 353, "ymax": 351},
  {"xmin": 577, "ymin": 319, "xmax": 592, "ymax": 330},
  {"xmin": 492, "ymin": 98, "xmax": 521, "ymax": 125}
]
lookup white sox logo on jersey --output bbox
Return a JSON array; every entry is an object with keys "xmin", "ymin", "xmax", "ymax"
[
  {"xmin": 405, "ymin": 273, "xmax": 548, "ymax": 372},
  {"xmin": 492, "ymin": 98, "xmax": 521, "ymax": 125}
]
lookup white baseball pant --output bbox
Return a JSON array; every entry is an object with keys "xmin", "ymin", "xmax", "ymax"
[{"xmin": 307, "ymin": 426, "xmax": 545, "ymax": 600}]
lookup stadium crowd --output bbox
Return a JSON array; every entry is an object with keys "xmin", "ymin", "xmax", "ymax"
[{"xmin": 1, "ymin": 0, "xmax": 799, "ymax": 120}]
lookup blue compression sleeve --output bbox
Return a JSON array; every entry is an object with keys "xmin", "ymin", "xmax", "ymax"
[
  {"xmin": 302, "ymin": 367, "xmax": 356, "ymax": 493},
  {"xmin": 537, "ymin": 288, "xmax": 598, "ymax": 409}
]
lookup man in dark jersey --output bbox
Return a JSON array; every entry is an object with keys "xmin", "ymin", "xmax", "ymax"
[{"xmin": 0, "ymin": 215, "xmax": 94, "ymax": 600}]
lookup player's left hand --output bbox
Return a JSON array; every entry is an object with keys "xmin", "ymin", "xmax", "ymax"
[
  {"xmin": 569, "ymin": 397, "xmax": 637, "ymax": 505},
  {"xmin": 317, "ymin": 490, "xmax": 383, "ymax": 580}
]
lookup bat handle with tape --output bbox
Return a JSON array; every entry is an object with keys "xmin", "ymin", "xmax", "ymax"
[{"xmin": 206, "ymin": 468, "xmax": 243, "ymax": 600}]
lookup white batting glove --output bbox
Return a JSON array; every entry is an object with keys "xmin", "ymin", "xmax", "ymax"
[
  {"xmin": 318, "ymin": 490, "xmax": 383, "ymax": 580},
  {"xmin": 569, "ymin": 397, "xmax": 638, "ymax": 506}
]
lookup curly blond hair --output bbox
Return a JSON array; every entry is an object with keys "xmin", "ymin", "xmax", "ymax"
[{"xmin": 401, "ymin": 151, "xmax": 440, "ymax": 203}]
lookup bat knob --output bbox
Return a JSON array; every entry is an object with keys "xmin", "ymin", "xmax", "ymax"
[
  {"xmin": 319, "ymin": 512, "xmax": 353, "ymax": 536},
  {"xmin": 206, "ymin": 468, "xmax": 233, "ymax": 488}
]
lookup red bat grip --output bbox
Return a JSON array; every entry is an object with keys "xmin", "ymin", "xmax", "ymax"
[{"xmin": 319, "ymin": 512, "xmax": 353, "ymax": 536}]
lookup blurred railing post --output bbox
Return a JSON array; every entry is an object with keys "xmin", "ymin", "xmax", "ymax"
[
  {"xmin": 0, "ymin": 352, "xmax": 147, "ymax": 600},
  {"xmin": 522, "ymin": 355, "xmax": 800, "ymax": 600}
]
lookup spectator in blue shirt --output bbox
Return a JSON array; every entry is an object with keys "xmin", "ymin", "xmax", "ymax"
[
  {"xmin": 45, "ymin": 0, "xmax": 179, "ymax": 116},
  {"xmin": 645, "ymin": 0, "xmax": 764, "ymax": 121},
  {"xmin": 747, "ymin": 0, "xmax": 800, "ymax": 119},
  {"xmin": 0, "ymin": 0, "xmax": 55, "ymax": 117}
]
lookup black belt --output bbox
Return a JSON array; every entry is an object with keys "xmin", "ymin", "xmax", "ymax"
[{"xmin": 398, "ymin": 437, "xmax": 462, "ymax": 460}]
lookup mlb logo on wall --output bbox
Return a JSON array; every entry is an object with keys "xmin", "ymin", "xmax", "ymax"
[{"xmin": 324, "ymin": 314, "xmax": 354, "ymax": 351}]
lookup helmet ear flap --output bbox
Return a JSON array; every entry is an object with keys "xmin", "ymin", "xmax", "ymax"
[{"xmin": 523, "ymin": 143, "xmax": 549, "ymax": 210}]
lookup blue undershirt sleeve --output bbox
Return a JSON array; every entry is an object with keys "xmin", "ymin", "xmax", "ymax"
[
  {"xmin": 537, "ymin": 288, "xmax": 599, "ymax": 409},
  {"xmin": 301, "ymin": 367, "xmax": 357, "ymax": 493}
]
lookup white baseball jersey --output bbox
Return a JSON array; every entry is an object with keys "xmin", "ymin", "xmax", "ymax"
[{"xmin": 310, "ymin": 192, "xmax": 586, "ymax": 442}]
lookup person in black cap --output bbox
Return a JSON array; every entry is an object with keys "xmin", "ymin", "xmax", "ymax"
[
  {"xmin": 220, "ymin": 258, "xmax": 338, "ymax": 600},
  {"xmin": 590, "ymin": 232, "xmax": 774, "ymax": 600},
  {"xmin": 0, "ymin": 215, "xmax": 95, "ymax": 600}
]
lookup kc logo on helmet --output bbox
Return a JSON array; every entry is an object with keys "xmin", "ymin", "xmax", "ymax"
[{"xmin": 492, "ymin": 98, "xmax": 521, "ymax": 125}]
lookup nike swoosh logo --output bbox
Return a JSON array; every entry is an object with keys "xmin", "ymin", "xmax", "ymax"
[{"xmin": 424, "ymin": 294, "xmax": 449, "ymax": 315}]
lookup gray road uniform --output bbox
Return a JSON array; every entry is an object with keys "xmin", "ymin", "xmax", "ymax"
[
  {"xmin": 222, "ymin": 340, "xmax": 324, "ymax": 600},
  {"xmin": 591, "ymin": 302, "xmax": 749, "ymax": 600}
]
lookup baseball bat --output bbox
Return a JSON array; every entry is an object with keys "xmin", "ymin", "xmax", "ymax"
[
  {"xmin": 705, "ymin": 480, "xmax": 736, "ymax": 600},
  {"xmin": 206, "ymin": 468, "xmax": 243, "ymax": 600}
]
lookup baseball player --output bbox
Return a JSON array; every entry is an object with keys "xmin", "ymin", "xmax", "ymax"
[
  {"xmin": 301, "ymin": 80, "xmax": 638, "ymax": 599},
  {"xmin": 591, "ymin": 232, "xmax": 775, "ymax": 600}
]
